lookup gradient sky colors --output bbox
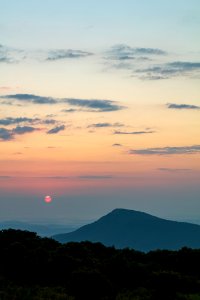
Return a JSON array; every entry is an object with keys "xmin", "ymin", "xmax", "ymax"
[{"xmin": 0, "ymin": 0, "xmax": 200, "ymax": 223}]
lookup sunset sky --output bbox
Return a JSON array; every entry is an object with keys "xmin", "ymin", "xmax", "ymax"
[{"xmin": 0, "ymin": 0, "xmax": 200, "ymax": 223}]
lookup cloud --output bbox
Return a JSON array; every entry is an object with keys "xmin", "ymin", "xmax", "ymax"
[
  {"xmin": 0, "ymin": 94, "xmax": 57, "ymax": 104},
  {"xmin": 0, "ymin": 117, "xmax": 39, "ymax": 126},
  {"xmin": 12, "ymin": 126, "xmax": 39, "ymax": 135},
  {"xmin": 166, "ymin": 103, "xmax": 200, "ymax": 110},
  {"xmin": 0, "ymin": 86, "xmax": 12, "ymax": 92},
  {"xmin": 46, "ymin": 49, "xmax": 93, "ymax": 61},
  {"xmin": 169, "ymin": 61, "xmax": 200, "ymax": 70},
  {"xmin": 88, "ymin": 122, "xmax": 124, "ymax": 128},
  {"xmin": 134, "ymin": 47, "xmax": 166, "ymax": 55},
  {"xmin": 78, "ymin": 175, "xmax": 113, "ymax": 179},
  {"xmin": 64, "ymin": 98, "xmax": 125, "ymax": 112},
  {"xmin": 136, "ymin": 61, "xmax": 200, "ymax": 80},
  {"xmin": 106, "ymin": 44, "xmax": 166, "ymax": 61},
  {"xmin": 0, "ymin": 45, "xmax": 13, "ymax": 63},
  {"xmin": 0, "ymin": 86, "xmax": 12, "ymax": 91},
  {"xmin": 158, "ymin": 168, "xmax": 192, "ymax": 172},
  {"xmin": 129, "ymin": 145, "xmax": 200, "ymax": 155},
  {"xmin": 47, "ymin": 146, "xmax": 57, "ymax": 149},
  {"xmin": 62, "ymin": 108, "xmax": 78, "ymax": 113},
  {"xmin": 0, "ymin": 94, "xmax": 125, "ymax": 112},
  {"xmin": 0, "ymin": 128, "xmax": 13, "ymax": 140},
  {"xmin": 43, "ymin": 119, "xmax": 57, "ymax": 124},
  {"xmin": 0, "ymin": 44, "xmax": 25, "ymax": 63},
  {"xmin": 114, "ymin": 130, "xmax": 154, "ymax": 135},
  {"xmin": 0, "ymin": 117, "xmax": 58, "ymax": 126},
  {"xmin": 106, "ymin": 62, "xmax": 133, "ymax": 71},
  {"xmin": 0, "ymin": 126, "xmax": 39, "ymax": 141},
  {"xmin": 0, "ymin": 56, "xmax": 11, "ymax": 63},
  {"xmin": 112, "ymin": 143, "xmax": 123, "ymax": 147},
  {"xmin": 0, "ymin": 44, "xmax": 93, "ymax": 63},
  {"xmin": 47, "ymin": 125, "xmax": 65, "ymax": 134}
]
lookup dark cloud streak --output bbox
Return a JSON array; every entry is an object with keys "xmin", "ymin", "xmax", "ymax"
[
  {"xmin": 114, "ymin": 130, "xmax": 154, "ymax": 135},
  {"xmin": 0, "ymin": 94, "xmax": 125, "ymax": 112},
  {"xmin": 106, "ymin": 44, "xmax": 166, "ymax": 61},
  {"xmin": 78, "ymin": 175, "xmax": 113, "ymax": 179},
  {"xmin": 88, "ymin": 122, "xmax": 124, "ymax": 128},
  {"xmin": 136, "ymin": 61, "xmax": 200, "ymax": 80},
  {"xmin": 46, "ymin": 49, "xmax": 93, "ymax": 61},
  {"xmin": 167, "ymin": 103, "xmax": 200, "ymax": 110},
  {"xmin": 129, "ymin": 145, "xmax": 200, "ymax": 155},
  {"xmin": 158, "ymin": 168, "xmax": 192, "ymax": 172},
  {"xmin": 0, "ymin": 117, "xmax": 58, "ymax": 126},
  {"xmin": 0, "ymin": 94, "xmax": 57, "ymax": 104},
  {"xmin": 112, "ymin": 143, "xmax": 123, "ymax": 147},
  {"xmin": 64, "ymin": 99, "xmax": 125, "ymax": 112},
  {"xmin": 47, "ymin": 125, "xmax": 65, "ymax": 134}
]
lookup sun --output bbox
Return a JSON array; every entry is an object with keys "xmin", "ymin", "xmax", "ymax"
[{"xmin": 44, "ymin": 195, "xmax": 52, "ymax": 203}]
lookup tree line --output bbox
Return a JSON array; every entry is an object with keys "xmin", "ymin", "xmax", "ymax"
[{"xmin": 0, "ymin": 229, "xmax": 200, "ymax": 300}]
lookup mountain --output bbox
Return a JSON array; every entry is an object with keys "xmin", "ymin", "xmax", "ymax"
[
  {"xmin": 0, "ymin": 221, "xmax": 78, "ymax": 237},
  {"xmin": 53, "ymin": 208, "xmax": 200, "ymax": 251}
]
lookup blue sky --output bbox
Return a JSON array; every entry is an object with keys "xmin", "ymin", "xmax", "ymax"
[{"xmin": 1, "ymin": 0, "xmax": 200, "ymax": 51}]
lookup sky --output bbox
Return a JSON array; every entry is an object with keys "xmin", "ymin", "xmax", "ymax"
[{"xmin": 0, "ymin": 0, "xmax": 200, "ymax": 224}]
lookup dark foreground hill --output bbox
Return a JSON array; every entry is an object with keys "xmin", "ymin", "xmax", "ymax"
[
  {"xmin": 1, "ymin": 229, "xmax": 200, "ymax": 300},
  {"xmin": 53, "ymin": 208, "xmax": 200, "ymax": 251}
]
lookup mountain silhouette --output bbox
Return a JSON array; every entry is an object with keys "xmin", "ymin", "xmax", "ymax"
[{"xmin": 53, "ymin": 208, "xmax": 200, "ymax": 251}]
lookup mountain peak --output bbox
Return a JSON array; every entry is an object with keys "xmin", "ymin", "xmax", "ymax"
[
  {"xmin": 53, "ymin": 208, "xmax": 200, "ymax": 251},
  {"xmin": 103, "ymin": 208, "xmax": 160, "ymax": 221}
]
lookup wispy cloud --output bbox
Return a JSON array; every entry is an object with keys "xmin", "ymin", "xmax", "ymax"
[
  {"xmin": 112, "ymin": 143, "xmax": 123, "ymax": 147},
  {"xmin": 78, "ymin": 175, "xmax": 113, "ymax": 179},
  {"xmin": 43, "ymin": 119, "xmax": 57, "ymax": 124},
  {"xmin": 106, "ymin": 44, "xmax": 166, "ymax": 61},
  {"xmin": 62, "ymin": 108, "xmax": 78, "ymax": 113},
  {"xmin": 129, "ymin": 145, "xmax": 200, "ymax": 155},
  {"xmin": 0, "ymin": 117, "xmax": 38, "ymax": 126},
  {"xmin": 46, "ymin": 49, "xmax": 93, "ymax": 61},
  {"xmin": 0, "ymin": 44, "xmax": 14, "ymax": 63},
  {"xmin": 0, "ymin": 117, "xmax": 58, "ymax": 126},
  {"xmin": 0, "ymin": 56, "xmax": 11, "ymax": 63},
  {"xmin": 0, "ymin": 126, "xmax": 39, "ymax": 141},
  {"xmin": 64, "ymin": 98, "xmax": 125, "ymax": 112},
  {"xmin": 158, "ymin": 168, "xmax": 192, "ymax": 172},
  {"xmin": 0, "ymin": 94, "xmax": 125, "ymax": 112},
  {"xmin": 0, "ymin": 44, "xmax": 25, "ymax": 63},
  {"xmin": 136, "ymin": 61, "xmax": 200, "ymax": 80},
  {"xmin": 0, "ymin": 44, "xmax": 94, "ymax": 63},
  {"xmin": 0, "ymin": 94, "xmax": 57, "ymax": 104},
  {"xmin": 114, "ymin": 130, "xmax": 154, "ymax": 135},
  {"xmin": 166, "ymin": 103, "xmax": 200, "ymax": 110},
  {"xmin": 104, "ymin": 44, "xmax": 200, "ymax": 80},
  {"xmin": 88, "ymin": 122, "xmax": 124, "ymax": 128},
  {"xmin": 47, "ymin": 125, "xmax": 65, "ymax": 134},
  {"xmin": 0, "ymin": 86, "xmax": 12, "ymax": 91}
]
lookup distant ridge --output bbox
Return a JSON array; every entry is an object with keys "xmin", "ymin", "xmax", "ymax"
[
  {"xmin": 0, "ymin": 221, "xmax": 77, "ymax": 237},
  {"xmin": 53, "ymin": 208, "xmax": 200, "ymax": 251}
]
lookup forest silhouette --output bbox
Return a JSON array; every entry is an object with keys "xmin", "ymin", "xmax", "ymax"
[{"xmin": 0, "ymin": 229, "xmax": 200, "ymax": 299}]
